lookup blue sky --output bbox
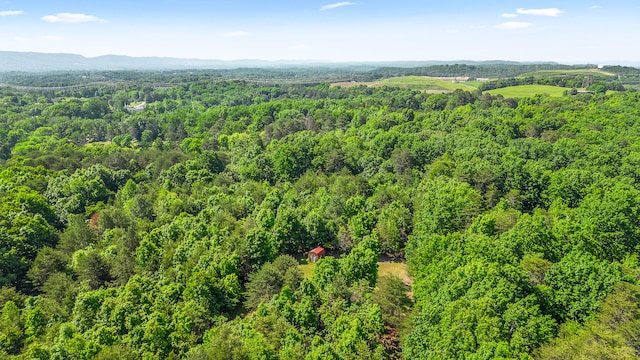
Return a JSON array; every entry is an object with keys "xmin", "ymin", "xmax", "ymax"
[{"xmin": 1, "ymin": 1, "xmax": 639, "ymax": 64}]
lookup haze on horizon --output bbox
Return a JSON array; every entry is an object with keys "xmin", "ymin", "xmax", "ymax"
[{"xmin": 1, "ymin": 0, "xmax": 639, "ymax": 65}]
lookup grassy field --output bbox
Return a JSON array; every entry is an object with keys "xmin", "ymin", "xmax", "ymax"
[
  {"xmin": 332, "ymin": 76, "xmax": 478, "ymax": 93},
  {"xmin": 333, "ymin": 75, "xmax": 576, "ymax": 98},
  {"xmin": 379, "ymin": 76, "xmax": 477, "ymax": 92},
  {"xmin": 299, "ymin": 261, "xmax": 315, "ymax": 278},
  {"xmin": 299, "ymin": 258, "xmax": 410, "ymax": 283},
  {"xmin": 378, "ymin": 261, "xmax": 411, "ymax": 284},
  {"xmin": 485, "ymin": 84, "xmax": 570, "ymax": 98}
]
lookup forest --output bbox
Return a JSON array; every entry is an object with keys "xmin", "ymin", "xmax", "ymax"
[{"xmin": 1, "ymin": 69, "xmax": 640, "ymax": 359}]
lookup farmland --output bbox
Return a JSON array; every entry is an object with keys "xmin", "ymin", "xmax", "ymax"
[
  {"xmin": 334, "ymin": 77, "xmax": 574, "ymax": 98},
  {"xmin": 485, "ymin": 84, "xmax": 572, "ymax": 97},
  {"xmin": 332, "ymin": 75, "xmax": 479, "ymax": 93},
  {"xmin": 379, "ymin": 76, "xmax": 478, "ymax": 91}
]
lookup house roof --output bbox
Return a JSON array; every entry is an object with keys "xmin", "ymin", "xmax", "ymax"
[{"xmin": 309, "ymin": 246, "xmax": 325, "ymax": 255}]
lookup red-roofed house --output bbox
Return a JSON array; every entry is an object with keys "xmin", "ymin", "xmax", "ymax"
[{"xmin": 308, "ymin": 246, "xmax": 326, "ymax": 263}]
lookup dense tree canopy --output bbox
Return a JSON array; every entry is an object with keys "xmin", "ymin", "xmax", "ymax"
[{"xmin": 1, "ymin": 70, "xmax": 640, "ymax": 359}]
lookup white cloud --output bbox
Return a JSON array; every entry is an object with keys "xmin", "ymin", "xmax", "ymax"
[
  {"xmin": 321, "ymin": 2, "xmax": 355, "ymax": 10},
  {"xmin": 516, "ymin": 8, "xmax": 563, "ymax": 17},
  {"xmin": 223, "ymin": 31, "xmax": 249, "ymax": 38},
  {"xmin": 14, "ymin": 36, "xmax": 29, "ymax": 42},
  {"xmin": 292, "ymin": 44, "xmax": 311, "ymax": 50},
  {"xmin": 502, "ymin": 13, "xmax": 518, "ymax": 18},
  {"xmin": 0, "ymin": 10, "xmax": 23, "ymax": 16},
  {"xmin": 589, "ymin": 5, "xmax": 601, "ymax": 9},
  {"xmin": 495, "ymin": 21, "xmax": 533, "ymax": 30},
  {"xmin": 42, "ymin": 35, "xmax": 62, "ymax": 41},
  {"xmin": 41, "ymin": 13, "xmax": 106, "ymax": 23}
]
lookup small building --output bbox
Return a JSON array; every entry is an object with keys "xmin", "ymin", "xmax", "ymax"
[
  {"xmin": 308, "ymin": 246, "xmax": 326, "ymax": 263},
  {"xmin": 125, "ymin": 101, "xmax": 146, "ymax": 112}
]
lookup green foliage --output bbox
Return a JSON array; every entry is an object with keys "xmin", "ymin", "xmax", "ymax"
[
  {"xmin": 534, "ymin": 282, "xmax": 640, "ymax": 359},
  {"xmin": 340, "ymin": 233, "xmax": 381, "ymax": 287},
  {"xmin": 0, "ymin": 301, "xmax": 24, "ymax": 354},
  {"xmin": 1, "ymin": 73, "xmax": 640, "ymax": 359},
  {"xmin": 413, "ymin": 176, "xmax": 483, "ymax": 236},
  {"xmin": 245, "ymin": 255, "xmax": 303, "ymax": 310},
  {"xmin": 0, "ymin": 186, "xmax": 58, "ymax": 290},
  {"xmin": 568, "ymin": 179, "xmax": 640, "ymax": 261},
  {"xmin": 194, "ymin": 321, "xmax": 276, "ymax": 360},
  {"xmin": 376, "ymin": 201, "xmax": 411, "ymax": 256},
  {"xmin": 27, "ymin": 246, "xmax": 68, "ymax": 289},
  {"xmin": 46, "ymin": 164, "xmax": 130, "ymax": 222},
  {"xmin": 545, "ymin": 251, "xmax": 622, "ymax": 322},
  {"xmin": 372, "ymin": 275, "xmax": 412, "ymax": 328}
]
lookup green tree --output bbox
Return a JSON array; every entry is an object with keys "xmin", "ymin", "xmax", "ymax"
[
  {"xmin": 413, "ymin": 176, "xmax": 483, "ymax": 236},
  {"xmin": 245, "ymin": 256, "xmax": 302, "ymax": 310},
  {"xmin": 0, "ymin": 186, "xmax": 58, "ymax": 290},
  {"xmin": 373, "ymin": 275, "xmax": 412, "ymax": 328},
  {"xmin": 534, "ymin": 282, "xmax": 640, "ymax": 359},
  {"xmin": 340, "ymin": 233, "xmax": 380, "ymax": 287},
  {"xmin": 545, "ymin": 251, "xmax": 622, "ymax": 322},
  {"xmin": 0, "ymin": 301, "xmax": 24, "ymax": 354}
]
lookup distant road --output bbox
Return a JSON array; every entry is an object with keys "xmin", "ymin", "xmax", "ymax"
[{"xmin": 0, "ymin": 81, "xmax": 179, "ymax": 91}]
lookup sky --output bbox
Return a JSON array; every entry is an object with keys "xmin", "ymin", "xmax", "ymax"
[{"xmin": 1, "ymin": 0, "xmax": 639, "ymax": 64}]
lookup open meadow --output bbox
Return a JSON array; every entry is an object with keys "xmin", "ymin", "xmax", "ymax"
[
  {"xmin": 299, "ymin": 258, "xmax": 410, "ymax": 284},
  {"xmin": 332, "ymin": 75, "xmax": 478, "ymax": 93},
  {"xmin": 334, "ymin": 75, "xmax": 583, "ymax": 98},
  {"xmin": 484, "ymin": 84, "xmax": 571, "ymax": 97}
]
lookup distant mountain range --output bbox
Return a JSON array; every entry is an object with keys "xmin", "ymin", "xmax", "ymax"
[
  {"xmin": 0, "ymin": 51, "xmax": 307, "ymax": 72},
  {"xmin": 0, "ymin": 51, "xmax": 576, "ymax": 72}
]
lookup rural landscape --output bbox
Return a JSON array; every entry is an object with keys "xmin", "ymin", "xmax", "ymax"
[
  {"xmin": 2, "ymin": 1, "xmax": 640, "ymax": 359},
  {"xmin": 2, "ymin": 55, "xmax": 640, "ymax": 359}
]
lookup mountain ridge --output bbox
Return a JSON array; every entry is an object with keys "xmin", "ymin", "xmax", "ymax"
[{"xmin": 0, "ymin": 50, "xmax": 570, "ymax": 72}]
